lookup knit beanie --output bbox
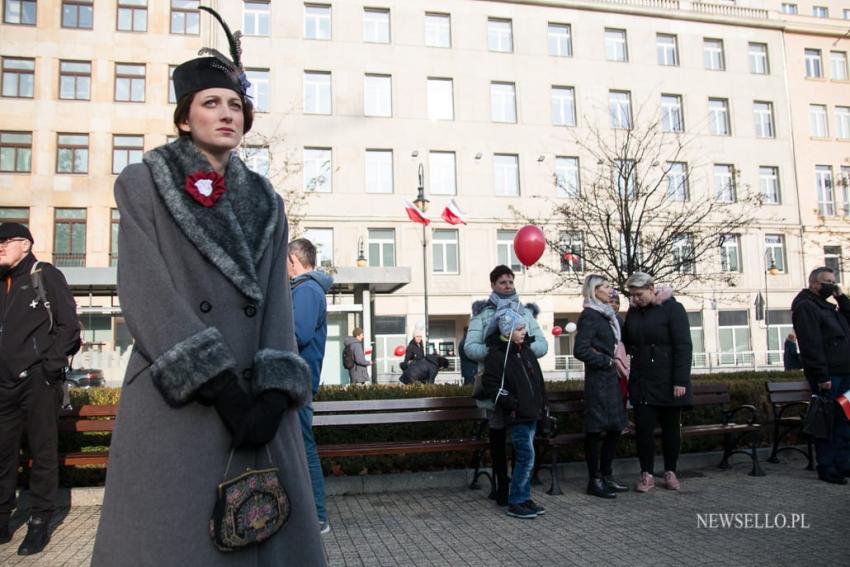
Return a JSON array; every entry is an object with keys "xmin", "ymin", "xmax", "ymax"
[{"xmin": 497, "ymin": 309, "xmax": 526, "ymax": 338}]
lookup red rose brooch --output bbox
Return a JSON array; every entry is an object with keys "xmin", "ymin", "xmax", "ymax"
[{"xmin": 185, "ymin": 171, "xmax": 226, "ymax": 207}]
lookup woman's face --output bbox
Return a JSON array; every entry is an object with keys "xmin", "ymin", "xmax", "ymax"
[
  {"xmin": 179, "ymin": 88, "xmax": 244, "ymax": 156},
  {"xmin": 594, "ymin": 280, "xmax": 612, "ymax": 304},
  {"xmin": 414, "ymin": 335, "xmax": 422, "ymax": 344},
  {"xmin": 629, "ymin": 285, "xmax": 655, "ymax": 308}
]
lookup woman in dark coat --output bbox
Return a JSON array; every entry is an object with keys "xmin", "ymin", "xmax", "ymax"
[
  {"xmin": 403, "ymin": 329, "xmax": 426, "ymax": 370},
  {"xmin": 92, "ymin": 8, "xmax": 325, "ymax": 566},
  {"xmin": 623, "ymin": 272, "xmax": 693, "ymax": 493},
  {"xmin": 574, "ymin": 275, "xmax": 629, "ymax": 498}
]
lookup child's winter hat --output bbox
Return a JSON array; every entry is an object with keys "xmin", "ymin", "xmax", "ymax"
[{"xmin": 497, "ymin": 309, "xmax": 526, "ymax": 337}]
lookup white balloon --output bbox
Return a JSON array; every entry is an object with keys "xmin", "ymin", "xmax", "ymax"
[{"xmin": 565, "ymin": 322, "xmax": 577, "ymax": 334}]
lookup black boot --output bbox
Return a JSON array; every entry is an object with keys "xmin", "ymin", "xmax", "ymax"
[
  {"xmin": 817, "ymin": 469, "xmax": 848, "ymax": 485},
  {"xmin": 17, "ymin": 516, "xmax": 51, "ymax": 556},
  {"xmin": 587, "ymin": 478, "xmax": 616, "ymax": 499},
  {"xmin": 602, "ymin": 475, "xmax": 629, "ymax": 493},
  {"xmin": 0, "ymin": 519, "xmax": 10, "ymax": 545},
  {"xmin": 495, "ymin": 474, "xmax": 509, "ymax": 507}
]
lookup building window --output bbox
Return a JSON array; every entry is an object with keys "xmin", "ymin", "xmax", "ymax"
[
  {"xmin": 661, "ymin": 94, "xmax": 684, "ymax": 132},
  {"xmin": 53, "ymin": 208, "xmax": 87, "ymax": 267},
  {"xmin": 836, "ymin": 106, "xmax": 850, "ymax": 140},
  {"xmin": 672, "ymin": 234, "xmax": 695, "ymax": 274},
  {"xmin": 718, "ymin": 310, "xmax": 751, "ymax": 366},
  {"xmin": 4, "ymin": 0, "xmax": 37, "ymax": 24},
  {"xmin": 243, "ymin": 1, "xmax": 269, "ymax": 36},
  {"xmin": 816, "ymin": 165, "xmax": 835, "ymax": 215},
  {"xmin": 666, "ymin": 162, "xmax": 688, "ymax": 201},
  {"xmin": 704, "ymin": 38, "xmax": 725, "ymax": 71},
  {"xmin": 609, "ymin": 90, "xmax": 632, "ymax": 129},
  {"xmin": 363, "ymin": 8, "xmax": 390, "ymax": 43},
  {"xmin": 365, "ymin": 149, "xmax": 393, "ymax": 194},
  {"xmin": 845, "ymin": 8, "xmax": 850, "ymax": 19},
  {"xmin": 760, "ymin": 166, "xmax": 781, "ymax": 204},
  {"xmin": 432, "ymin": 229, "xmax": 459, "ymax": 274},
  {"xmin": 168, "ymin": 65, "xmax": 177, "ymax": 103},
  {"xmin": 812, "ymin": 6, "xmax": 829, "ymax": 17},
  {"xmin": 809, "ymin": 104, "xmax": 828, "ymax": 138},
  {"xmin": 117, "ymin": 0, "xmax": 147, "ymax": 32},
  {"xmin": 548, "ymin": 23, "xmax": 572, "ymax": 57},
  {"xmin": 0, "ymin": 207, "xmax": 29, "ymax": 225},
  {"xmin": 551, "ymin": 86, "xmax": 576, "ymax": 126},
  {"xmin": 427, "ymin": 78, "xmax": 453, "ymax": 120},
  {"xmin": 110, "ymin": 208, "xmax": 120, "ymax": 266},
  {"xmin": 559, "ymin": 231, "xmax": 583, "ymax": 272},
  {"xmin": 720, "ymin": 234, "xmax": 741, "ymax": 273},
  {"xmin": 615, "ymin": 159, "xmax": 636, "ymax": 198},
  {"xmin": 56, "ymin": 133, "xmax": 88, "ymax": 174},
  {"xmin": 115, "ymin": 63, "xmax": 145, "ymax": 102},
  {"xmin": 424, "ymin": 12, "xmax": 450, "ymax": 48},
  {"xmin": 843, "ymin": 166, "xmax": 850, "ymax": 216},
  {"xmin": 497, "ymin": 229, "xmax": 523, "ymax": 272},
  {"xmin": 714, "ymin": 164, "xmax": 735, "ymax": 202},
  {"xmin": 493, "ymin": 154, "xmax": 520, "ymax": 196},
  {"xmin": 656, "ymin": 34, "xmax": 678, "ymax": 66},
  {"xmin": 303, "ymin": 228, "xmax": 333, "ymax": 268},
  {"xmin": 764, "ymin": 234, "xmax": 786, "ymax": 272},
  {"xmin": 753, "ymin": 101, "xmax": 775, "ymax": 138},
  {"xmin": 246, "ymin": 69, "xmax": 269, "ymax": 112},
  {"xmin": 303, "ymin": 71, "xmax": 331, "ymax": 114},
  {"xmin": 488, "ymin": 18, "xmax": 513, "ymax": 53},
  {"xmin": 555, "ymin": 156, "xmax": 580, "ymax": 197},
  {"xmin": 112, "ymin": 135, "xmax": 143, "ymax": 175},
  {"xmin": 240, "ymin": 145, "xmax": 269, "ymax": 176},
  {"xmin": 688, "ymin": 312, "xmax": 705, "ymax": 356},
  {"xmin": 749, "ymin": 43, "xmax": 769, "ymax": 74},
  {"xmin": 605, "ymin": 28, "xmax": 628, "ymax": 62},
  {"xmin": 2, "ymin": 57, "xmax": 34, "ymax": 98},
  {"xmin": 831, "ymin": 51, "xmax": 849, "ymax": 81},
  {"xmin": 825, "ymin": 246, "xmax": 843, "ymax": 283},
  {"xmin": 490, "ymin": 82, "xmax": 516, "ymax": 123},
  {"xmin": 0, "ymin": 131, "xmax": 32, "ymax": 172},
  {"xmin": 303, "ymin": 147, "xmax": 331, "ymax": 192},
  {"xmin": 367, "ymin": 228, "xmax": 395, "ymax": 267},
  {"xmin": 304, "ymin": 4, "xmax": 330, "ymax": 39},
  {"xmin": 429, "ymin": 151, "xmax": 456, "ymax": 196},
  {"xmin": 59, "ymin": 60, "xmax": 91, "ymax": 100},
  {"xmin": 781, "ymin": 3, "xmax": 798, "ymax": 14},
  {"xmin": 364, "ymin": 74, "xmax": 392, "ymax": 117},
  {"xmin": 708, "ymin": 98, "xmax": 731, "ymax": 136},
  {"xmin": 805, "ymin": 49, "xmax": 823, "ymax": 78},
  {"xmin": 170, "ymin": 0, "xmax": 199, "ymax": 35},
  {"xmin": 62, "ymin": 0, "xmax": 92, "ymax": 29}
]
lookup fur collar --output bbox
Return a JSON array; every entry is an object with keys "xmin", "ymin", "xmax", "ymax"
[
  {"xmin": 471, "ymin": 298, "xmax": 541, "ymax": 318},
  {"xmin": 144, "ymin": 137, "xmax": 278, "ymax": 302}
]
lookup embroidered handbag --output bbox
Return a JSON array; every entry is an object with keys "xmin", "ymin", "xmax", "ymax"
[{"xmin": 209, "ymin": 448, "xmax": 290, "ymax": 552}]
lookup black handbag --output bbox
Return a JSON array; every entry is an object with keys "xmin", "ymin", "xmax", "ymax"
[{"xmin": 803, "ymin": 395, "xmax": 835, "ymax": 440}]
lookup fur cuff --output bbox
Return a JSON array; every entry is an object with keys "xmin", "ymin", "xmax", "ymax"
[
  {"xmin": 252, "ymin": 349, "xmax": 311, "ymax": 409},
  {"xmin": 150, "ymin": 327, "xmax": 236, "ymax": 407}
]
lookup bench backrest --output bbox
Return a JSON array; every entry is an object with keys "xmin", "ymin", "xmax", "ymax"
[
  {"xmin": 765, "ymin": 381, "xmax": 811, "ymax": 404},
  {"xmin": 57, "ymin": 404, "xmax": 117, "ymax": 433},
  {"xmin": 690, "ymin": 383, "xmax": 732, "ymax": 406},
  {"xmin": 543, "ymin": 390, "xmax": 585, "ymax": 414},
  {"xmin": 312, "ymin": 396, "xmax": 487, "ymax": 427}
]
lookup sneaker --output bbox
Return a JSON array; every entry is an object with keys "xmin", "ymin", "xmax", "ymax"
[
  {"xmin": 319, "ymin": 520, "xmax": 331, "ymax": 535},
  {"xmin": 17, "ymin": 516, "xmax": 50, "ymax": 556},
  {"xmin": 506, "ymin": 503, "xmax": 538, "ymax": 519},
  {"xmin": 602, "ymin": 476, "xmax": 629, "ymax": 493},
  {"xmin": 635, "ymin": 472, "xmax": 655, "ymax": 493},
  {"xmin": 664, "ymin": 471, "xmax": 681, "ymax": 491},
  {"xmin": 523, "ymin": 500, "xmax": 546, "ymax": 515}
]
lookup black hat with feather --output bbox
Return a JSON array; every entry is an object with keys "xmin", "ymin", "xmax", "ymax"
[{"xmin": 172, "ymin": 6, "xmax": 250, "ymax": 101}]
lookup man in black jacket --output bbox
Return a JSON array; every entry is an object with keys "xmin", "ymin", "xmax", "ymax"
[
  {"xmin": 0, "ymin": 223, "xmax": 81, "ymax": 555},
  {"xmin": 791, "ymin": 266, "xmax": 850, "ymax": 485}
]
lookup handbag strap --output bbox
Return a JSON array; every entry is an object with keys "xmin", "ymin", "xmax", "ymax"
[{"xmin": 222, "ymin": 446, "xmax": 274, "ymax": 479}]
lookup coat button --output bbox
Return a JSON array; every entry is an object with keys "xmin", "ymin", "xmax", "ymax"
[
  {"xmin": 199, "ymin": 301, "xmax": 212, "ymax": 313},
  {"xmin": 242, "ymin": 368, "xmax": 253, "ymax": 381},
  {"xmin": 243, "ymin": 304, "xmax": 257, "ymax": 318}
]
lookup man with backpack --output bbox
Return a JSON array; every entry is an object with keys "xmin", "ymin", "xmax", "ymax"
[
  {"xmin": 343, "ymin": 328, "xmax": 370, "ymax": 385},
  {"xmin": 0, "ymin": 223, "xmax": 80, "ymax": 556}
]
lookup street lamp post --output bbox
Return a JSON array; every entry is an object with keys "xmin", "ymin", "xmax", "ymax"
[
  {"xmin": 413, "ymin": 163, "xmax": 430, "ymax": 346},
  {"xmin": 761, "ymin": 250, "xmax": 780, "ymax": 365}
]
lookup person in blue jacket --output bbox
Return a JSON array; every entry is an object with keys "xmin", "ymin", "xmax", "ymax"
[{"xmin": 288, "ymin": 238, "xmax": 334, "ymax": 533}]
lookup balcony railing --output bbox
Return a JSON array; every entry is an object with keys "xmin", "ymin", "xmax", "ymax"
[
  {"xmin": 554, "ymin": 350, "xmax": 788, "ymax": 376},
  {"xmin": 53, "ymin": 253, "xmax": 86, "ymax": 267}
]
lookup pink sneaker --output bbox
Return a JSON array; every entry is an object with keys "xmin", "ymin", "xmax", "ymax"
[
  {"xmin": 664, "ymin": 471, "xmax": 681, "ymax": 490},
  {"xmin": 635, "ymin": 472, "xmax": 655, "ymax": 493}
]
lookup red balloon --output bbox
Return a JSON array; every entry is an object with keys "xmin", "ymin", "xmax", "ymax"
[
  {"xmin": 513, "ymin": 225, "xmax": 546, "ymax": 267},
  {"xmin": 551, "ymin": 326, "xmax": 563, "ymax": 336},
  {"xmin": 393, "ymin": 345, "xmax": 406, "ymax": 357}
]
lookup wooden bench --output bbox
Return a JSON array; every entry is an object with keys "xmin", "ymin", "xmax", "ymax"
[
  {"xmin": 21, "ymin": 405, "xmax": 117, "ymax": 470},
  {"xmin": 537, "ymin": 383, "xmax": 765, "ymax": 495},
  {"xmin": 313, "ymin": 396, "xmax": 493, "ymax": 490},
  {"xmin": 765, "ymin": 381, "xmax": 813, "ymax": 470}
]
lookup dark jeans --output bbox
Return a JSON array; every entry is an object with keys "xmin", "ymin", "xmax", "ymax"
[
  {"xmin": 509, "ymin": 422, "xmax": 536, "ymax": 505},
  {"xmin": 298, "ymin": 401, "xmax": 327, "ymax": 523},
  {"xmin": 634, "ymin": 404, "xmax": 681, "ymax": 474},
  {"xmin": 585, "ymin": 431, "xmax": 621, "ymax": 479},
  {"xmin": 814, "ymin": 375, "xmax": 850, "ymax": 473},
  {"xmin": 0, "ymin": 368, "xmax": 63, "ymax": 522}
]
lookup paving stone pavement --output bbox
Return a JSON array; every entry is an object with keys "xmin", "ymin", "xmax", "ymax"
[{"xmin": 0, "ymin": 459, "xmax": 844, "ymax": 566}]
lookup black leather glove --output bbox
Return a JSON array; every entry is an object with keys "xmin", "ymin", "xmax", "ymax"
[{"xmin": 238, "ymin": 390, "xmax": 289, "ymax": 448}]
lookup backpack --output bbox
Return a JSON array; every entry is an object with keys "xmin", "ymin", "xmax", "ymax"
[
  {"xmin": 30, "ymin": 262, "xmax": 81, "ymax": 357},
  {"xmin": 342, "ymin": 343, "xmax": 355, "ymax": 370}
]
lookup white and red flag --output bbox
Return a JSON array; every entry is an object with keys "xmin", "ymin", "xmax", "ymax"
[
  {"xmin": 403, "ymin": 200, "xmax": 430, "ymax": 225},
  {"xmin": 441, "ymin": 198, "xmax": 467, "ymax": 225}
]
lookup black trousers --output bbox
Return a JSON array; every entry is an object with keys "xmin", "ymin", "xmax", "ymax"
[
  {"xmin": 0, "ymin": 368, "xmax": 63, "ymax": 521},
  {"xmin": 585, "ymin": 431, "xmax": 621, "ymax": 479},
  {"xmin": 489, "ymin": 427, "xmax": 508, "ymax": 485},
  {"xmin": 634, "ymin": 404, "xmax": 682, "ymax": 474}
]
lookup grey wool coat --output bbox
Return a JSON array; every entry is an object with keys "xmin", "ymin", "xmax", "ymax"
[{"xmin": 91, "ymin": 138, "xmax": 327, "ymax": 566}]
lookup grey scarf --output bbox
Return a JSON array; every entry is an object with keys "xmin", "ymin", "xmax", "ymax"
[
  {"xmin": 485, "ymin": 292, "xmax": 522, "ymax": 336},
  {"xmin": 582, "ymin": 299, "xmax": 621, "ymax": 343}
]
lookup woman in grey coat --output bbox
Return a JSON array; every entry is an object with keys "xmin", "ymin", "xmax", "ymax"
[
  {"xmin": 92, "ymin": 9, "xmax": 326, "ymax": 566},
  {"xmin": 573, "ymin": 275, "xmax": 629, "ymax": 499}
]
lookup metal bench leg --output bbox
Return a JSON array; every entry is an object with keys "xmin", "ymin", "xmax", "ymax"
[
  {"xmin": 718, "ymin": 433, "xmax": 733, "ymax": 469},
  {"xmin": 546, "ymin": 448, "xmax": 563, "ymax": 496},
  {"xmin": 749, "ymin": 432, "xmax": 766, "ymax": 477},
  {"xmin": 469, "ymin": 448, "xmax": 484, "ymax": 490}
]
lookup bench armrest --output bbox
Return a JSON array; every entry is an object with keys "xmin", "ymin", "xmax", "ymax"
[
  {"xmin": 775, "ymin": 401, "xmax": 809, "ymax": 420},
  {"xmin": 723, "ymin": 404, "xmax": 759, "ymax": 426}
]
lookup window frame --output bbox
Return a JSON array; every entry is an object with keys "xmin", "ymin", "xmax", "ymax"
[
  {"xmin": 117, "ymin": 0, "xmax": 148, "ymax": 33},
  {"xmin": 713, "ymin": 163, "xmax": 736, "ymax": 203},
  {"xmin": 55, "ymin": 132, "xmax": 89, "ymax": 174},
  {"xmin": 59, "ymin": 59, "xmax": 91, "ymax": 101},
  {"xmin": 245, "ymin": 68, "xmax": 269, "ymax": 113},
  {"xmin": 555, "ymin": 156, "xmax": 580, "ymax": 198},
  {"xmin": 303, "ymin": 70, "xmax": 332, "ymax": 114},
  {"xmin": 367, "ymin": 228, "xmax": 396, "ymax": 268},
  {"xmin": 243, "ymin": 1, "xmax": 270, "ymax": 37},
  {"xmin": 432, "ymin": 229, "xmax": 459, "ymax": 274},
  {"xmin": 666, "ymin": 161, "xmax": 689, "ymax": 201},
  {"xmin": 708, "ymin": 97, "xmax": 731, "ymax": 136},
  {"xmin": 303, "ymin": 147, "xmax": 332, "ymax": 193},
  {"xmin": 1, "ymin": 56, "xmax": 35, "ymax": 98},
  {"xmin": 609, "ymin": 90, "xmax": 632, "ymax": 129},
  {"xmin": 365, "ymin": 149, "xmax": 394, "ymax": 194},
  {"xmin": 661, "ymin": 93, "xmax": 684, "ymax": 133},
  {"xmin": 493, "ymin": 154, "xmax": 520, "ymax": 197},
  {"xmin": 805, "ymin": 49, "xmax": 823, "ymax": 78},
  {"xmin": 753, "ymin": 100, "xmax": 775, "ymax": 138},
  {"xmin": 496, "ymin": 229, "xmax": 524, "ymax": 272},
  {"xmin": 831, "ymin": 51, "xmax": 849, "ymax": 81},
  {"xmin": 487, "ymin": 18, "xmax": 513, "ymax": 53},
  {"xmin": 0, "ymin": 131, "xmax": 33, "ymax": 173},
  {"xmin": 363, "ymin": 73, "xmax": 392, "ymax": 117},
  {"xmin": 4, "ymin": 0, "xmax": 37, "ymax": 25},
  {"xmin": 427, "ymin": 77, "xmax": 454, "ymax": 121},
  {"xmin": 428, "ymin": 151, "xmax": 457, "ymax": 196},
  {"xmin": 548, "ymin": 23, "xmax": 572, "ymax": 57},
  {"xmin": 53, "ymin": 207, "xmax": 87, "ymax": 267},
  {"xmin": 748, "ymin": 42, "xmax": 769, "ymax": 75},
  {"xmin": 559, "ymin": 231, "xmax": 584, "ymax": 272},
  {"xmin": 703, "ymin": 38, "xmax": 726, "ymax": 71},
  {"xmin": 490, "ymin": 81, "xmax": 517, "ymax": 123},
  {"xmin": 363, "ymin": 7, "xmax": 390, "ymax": 44},
  {"xmin": 551, "ymin": 85, "xmax": 576, "ymax": 127},
  {"xmin": 656, "ymin": 33, "xmax": 679, "ymax": 66},
  {"xmin": 114, "ymin": 62, "xmax": 146, "ymax": 102},
  {"xmin": 604, "ymin": 28, "xmax": 628, "ymax": 62},
  {"xmin": 809, "ymin": 104, "xmax": 829, "ymax": 138},
  {"xmin": 61, "ymin": 0, "xmax": 93, "ymax": 30},
  {"xmin": 170, "ymin": 0, "xmax": 199, "ymax": 35},
  {"xmin": 764, "ymin": 234, "xmax": 786, "ymax": 273},
  {"xmin": 816, "ymin": 165, "xmax": 835, "ymax": 216},
  {"xmin": 759, "ymin": 166, "xmax": 781, "ymax": 205},
  {"xmin": 111, "ymin": 134, "xmax": 144, "ymax": 175},
  {"xmin": 424, "ymin": 12, "xmax": 451, "ymax": 48},
  {"xmin": 720, "ymin": 234, "xmax": 741, "ymax": 273}
]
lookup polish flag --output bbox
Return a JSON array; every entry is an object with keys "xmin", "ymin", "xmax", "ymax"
[
  {"xmin": 403, "ymin": 200, "xmax": 431, "ymax": 225},
  {"xmin": 441, "ymin": 198, "xmax": 467, "ymax": 225}
]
